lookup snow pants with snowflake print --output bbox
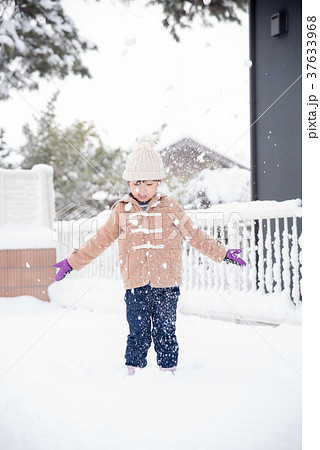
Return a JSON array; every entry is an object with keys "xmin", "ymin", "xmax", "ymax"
[{"xmin": 124, "ymin": 283, "xmax": 180, "ymax": 369}]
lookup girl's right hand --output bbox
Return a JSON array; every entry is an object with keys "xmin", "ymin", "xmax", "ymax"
[
  {"xmin": 223, "ymin": 249, "xmax": 246, "ymax": 267},
  {"xmin": 52, "ymin": 259, "xmax": 73, "ymax": 281}
]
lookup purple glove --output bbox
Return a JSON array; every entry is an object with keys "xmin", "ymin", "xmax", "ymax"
[
  {"xmin": 52, "ymin": 258, "xmax": 73, "ymax": 281},
  {"xmin": 224, "ymin": 249, "xmax": 246, "ymax": 267}
]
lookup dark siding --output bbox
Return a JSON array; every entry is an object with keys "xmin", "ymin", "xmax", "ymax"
[{"xmin": 250, "ymin": 0, "xmax": 302, "ymax": 201}]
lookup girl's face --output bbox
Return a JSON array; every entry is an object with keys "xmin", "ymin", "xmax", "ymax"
[{"xmin": 128, "ymin": 180, "xmax": 160, "ymax": 202}]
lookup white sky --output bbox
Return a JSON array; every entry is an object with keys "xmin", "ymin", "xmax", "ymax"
[{"xmin": 0, "ymin": 0, "xmax": 250, "ymax": 165}]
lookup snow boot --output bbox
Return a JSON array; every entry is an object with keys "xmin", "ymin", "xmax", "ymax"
[
  {"xmin": 159, "ymin": 366, "xmax": 177, "ymax": 375},
  {"xmin": 127, "ymin": 365, "xmax": 136, "ymax": 376}
]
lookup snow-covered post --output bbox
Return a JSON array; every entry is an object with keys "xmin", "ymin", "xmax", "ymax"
[
  {"xmin": 273, "ymin": 217, "xmax": 282, "ymax": 294},
  {"xmin": 265, "ymin": 217, "xmax": 273, "ymax": 293},
  {"xmin": 55, "ymin": 220, "xmax": 62, "ymax": 262},
  {"xmin": 282, "ymin": 217, "xmax": 291, "ymax": 295},
  {"xmin": 222, "ymin": 220, "xmax": 228, "ymax": 292},
  {"xmin": 242, "ymin": 220, "xmax": 249, "ymax": 293},
  {"xmin": 190, "ymin": 246, "xmax": 196, "ymax": 289},
  {"xmin": 213, "ymin": 219, "xmax": 220, "ymax": 291},
  {"xmin": 203, "ymin": 221, "xmax": 210, "ymax": 290},
  {"xmin": 103, "ymin": 248, "xmax": 109, "ymax": 279},
  {"xmin": 257, "ymin": 218, "xmax": 265, "ymax": 293},
  {"xmin": 219, "ymin": 221, "xmax": 224, "ymax": 291},
  {"xmin": 227, "ymin": 218, "xmax": 238, "ymax": 293},
  {"xmin": 104, "ymin": 250, "xmax": 109, "ymax": 279},
  {"xmin": 198, "ymin": 221, "xmax": 205, "ymax": 290},
  {"xmin": 249, "ymin": 219, "xmax": 257, "ymax": 292},
  {"xmin": 291, "ymin": 216, "xmax": 300, "ymax": 305},
  {"xmin": 187, "ymin": 242, "xmax": 194, "ymax": 288},
  {"xmin": 235, "ymin": 220, "xmax": 242, "ymax": 291},
  {"xmin": 197, "ymin": 252, "xmax": 202, "ymax": 291}
]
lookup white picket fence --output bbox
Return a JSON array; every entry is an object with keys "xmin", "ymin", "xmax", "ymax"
[{"xmin": 54, "ymin": 199, "xmax": 302, "ymax": 306}]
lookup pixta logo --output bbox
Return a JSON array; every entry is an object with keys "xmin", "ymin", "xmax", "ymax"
[{"xmin": 53, "ymin": 203, "xmax": 99, "ymax": 250}]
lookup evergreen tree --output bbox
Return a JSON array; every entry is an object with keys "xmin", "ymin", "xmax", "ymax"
[
  {"xmin": 0, "ymin": 128, "xmax": 9, "ymax": 167},
  {"xmin": 0, "ymin": 127, "xmax": 18, "ymax": 168},
  {"xmin": 0, "ymin": 0, "xmax": 97, "ymax": 100},
  {"xmin": 125, "ymin": 0, "xmax": 248, "ymax": 41},
  {"xmin": 20, "ymin": 92, "xmax": 127, "ymax": 214}
]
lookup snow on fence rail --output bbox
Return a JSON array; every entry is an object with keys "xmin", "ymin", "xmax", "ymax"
[{"xmin": 54, "ymin": 199, "xmax": 302, "ymax": 305}]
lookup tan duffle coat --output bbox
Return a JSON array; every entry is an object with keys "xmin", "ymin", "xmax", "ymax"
[{"xmin": 67, "ymin": 193, "xmax": 227, "ymax": 290}]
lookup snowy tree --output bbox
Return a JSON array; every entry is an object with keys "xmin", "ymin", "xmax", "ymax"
[
  {"xmin": 0, "ymin": 127, "xmax": 11, "ymax": 168},
  {"xmin": 0, "ymin": 127, "xmax": 24, "ymax": 168},
  {"xmin": 160, "ymin": 167, "xmax": 250, "ymax": 209},
  {"xmin": 19, "ymin": 92, "xmax": 127, "ymax": 213},
  {"xmin": 0, "ymin": 0, "xmax": 97, "ymax": 100},
  {"xmin": 124, "ymin": 0, "xmax": 248, "ymax": 41}
]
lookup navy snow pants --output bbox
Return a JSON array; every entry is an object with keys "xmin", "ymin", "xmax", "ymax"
[{"xmin": 124, "ymin": 283, "xmax": 180, "ymax": 368}]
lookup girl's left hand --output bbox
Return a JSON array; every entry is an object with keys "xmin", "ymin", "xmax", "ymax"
[{"xmin": 224, "ymin": 249, "xmax": 246, "ymax": 267}]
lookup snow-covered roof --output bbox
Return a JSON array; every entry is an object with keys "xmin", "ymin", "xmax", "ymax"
[{"xmin": 161, "ymin": 137, "xmax": 249, "ymax": 177}]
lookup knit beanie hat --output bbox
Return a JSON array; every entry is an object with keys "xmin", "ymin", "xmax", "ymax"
[{"xmin": 122, "ymin": 136, "xmax": 166, "ymax": 181}]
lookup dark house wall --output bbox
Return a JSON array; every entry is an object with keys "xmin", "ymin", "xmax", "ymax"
[{"xmin": 250, "ymin": 0, "xmax": 302, "ymax": 201}]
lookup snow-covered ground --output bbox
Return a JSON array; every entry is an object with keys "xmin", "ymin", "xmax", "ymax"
[{"xmin": 0, "ymin": 281, "xmax": 301, "ymax": 450}]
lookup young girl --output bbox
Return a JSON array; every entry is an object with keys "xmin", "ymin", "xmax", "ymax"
[{"xmin": 53, "ymin": 136, "xmax": 246, "ymax": 375}]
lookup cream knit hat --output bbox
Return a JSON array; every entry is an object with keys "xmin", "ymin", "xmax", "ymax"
[{"xmin": 122, "ymin": 136, "xmax": 166, "ymax": 181}]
